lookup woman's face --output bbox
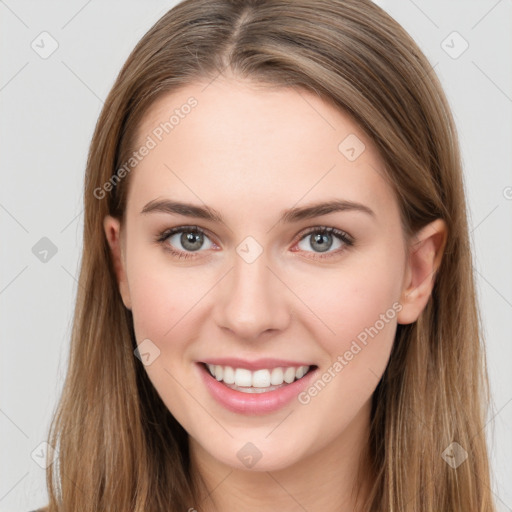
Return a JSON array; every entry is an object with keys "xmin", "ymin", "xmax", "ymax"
[{"xmin": 104, "ymin": 76, "xmax": 441, "ymax": 473}]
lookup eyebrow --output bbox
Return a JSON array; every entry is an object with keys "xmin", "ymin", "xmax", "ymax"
[{"xmin": 140, "ymin": 198, "xmax": 375, "ymax": 223}]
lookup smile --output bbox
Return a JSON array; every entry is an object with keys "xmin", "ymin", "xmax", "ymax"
[
  {"xmin": 197, "ymin": 361, "xmax": 319, "ymax": 414},
  {"xmin": 204, "ymin": 363, "xmax": 313, "ymax": 392}
]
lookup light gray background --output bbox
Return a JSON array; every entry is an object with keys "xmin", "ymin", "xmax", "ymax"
[{"xmin": 1, "ymin": 1, "xmax": 511, "ymax": 510}]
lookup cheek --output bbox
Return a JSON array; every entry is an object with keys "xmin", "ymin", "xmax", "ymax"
[
  {"xmin": 125, "ymin": 250, "xmax": 217, "ymax": 352},
  {"xmin": 126, "ymin": 257, "xmax": 203, "ymax": 410},
  {"xmin": 300, "ymin": 249, "xmax": 402, "ymax": 336},
  {"xmin": 290, "ymin": 259, "xmax": 402, "ymax": 438},
  {"xmin": 290, "ymin": 242, "xmax": 404, "ymax": 395},
  {"xmin": 125, "ymin": 246, "xmax": 188, "ymax": 343},
  {"xmin": 128, "ymin": 273, "xmax": 174, "ymax": 341}
]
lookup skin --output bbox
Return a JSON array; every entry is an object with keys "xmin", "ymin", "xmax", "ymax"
[{"xmin": 104, "ymin": 75, "xmax": 447, "ymax": 512}]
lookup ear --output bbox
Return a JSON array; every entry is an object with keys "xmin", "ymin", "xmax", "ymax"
[
  {"xmin": 103, "ymin": 215, "xmax": 132, "ymax": 310},
  {"xmin": 397, "ymin": 218, "xmax": 447, "ymax": 325}
]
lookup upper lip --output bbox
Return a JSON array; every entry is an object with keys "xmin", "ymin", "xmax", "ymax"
[{"xmin": 200, "ymin": 357, "xmax": 315, "ymax": 371}]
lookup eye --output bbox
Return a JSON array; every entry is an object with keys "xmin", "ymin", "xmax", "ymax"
[
  {"xmin": 156, "ymin": 225, "xmax": 216, "ymax": 259},
  {"xmin": 156, "ymin": 225, "xmax": 354, "ymax": 261},
  {"xmin": 293, "ymin": 226, "xmax": 354, "ymax": 259}
]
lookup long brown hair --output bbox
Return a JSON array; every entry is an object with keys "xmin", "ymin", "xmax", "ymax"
[{"xmin": 43, "ymin": 0, "xmax": 496, "ymax": 510}]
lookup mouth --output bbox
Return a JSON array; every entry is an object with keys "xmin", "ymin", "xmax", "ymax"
[{"xmin": 201, "ymin": 362, "xmax": 318, "ymax": 394}]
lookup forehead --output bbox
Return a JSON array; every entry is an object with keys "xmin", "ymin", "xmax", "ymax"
[{"xmin": 127, "ymin": 77, "xmax": 397, "ymax": 226}]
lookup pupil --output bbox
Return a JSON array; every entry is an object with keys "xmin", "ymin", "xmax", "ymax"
[
  {"xmin": 181, "ymin": 231, "xmax": 203, "ymax": 251},
  {"xmin": 311, "ymin": 233, "xmax": 332, "ymax": 253}
]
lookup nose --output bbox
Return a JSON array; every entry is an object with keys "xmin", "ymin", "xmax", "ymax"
[{"xmin": 214, "ymin": 249, "xmax": 291, "ymax": 340}]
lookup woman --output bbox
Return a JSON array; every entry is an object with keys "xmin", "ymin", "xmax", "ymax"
[{"xmin": 37, "ymin": 0, "xmax": 496, "ymax": 510}]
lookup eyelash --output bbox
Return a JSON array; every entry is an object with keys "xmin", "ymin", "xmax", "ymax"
[{"xmin": 155, "ymin": 225, "xmax": 354, "ymax": 261}]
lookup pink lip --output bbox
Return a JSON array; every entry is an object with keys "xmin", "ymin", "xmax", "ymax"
[
  {"xmin": 196, "ymin": 362, "xmax": 319, "ymax": 415},
  {"xmin": 200, "ymin": 357, "xmax": 314, "ymax": 371}
]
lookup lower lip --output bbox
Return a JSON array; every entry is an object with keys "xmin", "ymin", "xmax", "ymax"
[{"xmin": 197, "ymin": 362, "xmax": 319, "ymax": 415}]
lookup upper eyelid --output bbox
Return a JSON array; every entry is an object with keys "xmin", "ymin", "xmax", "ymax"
[{"xmin": 298, "ymin": 225, "xmax": 352, "ymax": 241}]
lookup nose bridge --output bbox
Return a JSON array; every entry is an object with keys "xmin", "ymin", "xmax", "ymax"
[{"xmin": 215, "ymin": 244, "xmax": 290, "ymax": 338}]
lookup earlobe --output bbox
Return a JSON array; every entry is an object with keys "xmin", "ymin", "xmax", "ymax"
[
  {"xmin": 397, "ymin": 218, "xmax": 447, "ymax": 325},
  {"xmin": 103, "ymin": 215, "xmax": 132, "ymax": 310}
]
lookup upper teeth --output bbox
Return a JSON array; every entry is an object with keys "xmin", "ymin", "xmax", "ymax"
[{"xmin": 206, "ymin": 364, "xmax": 310, "ymax": 387}]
